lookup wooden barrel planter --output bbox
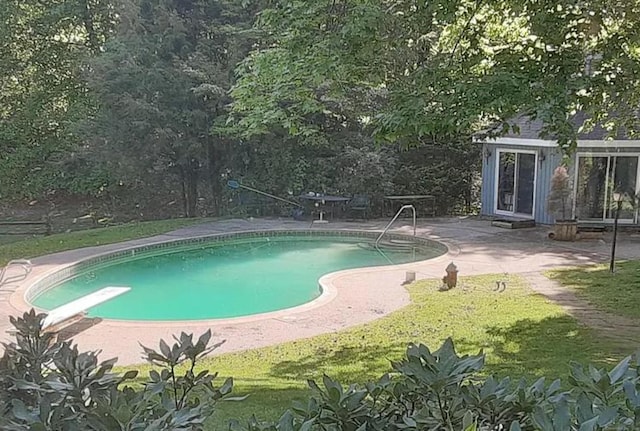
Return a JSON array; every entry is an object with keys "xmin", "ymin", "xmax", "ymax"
[{"xmin": 549, "ymin": 220, "xmax": 578, "ymax": 241}]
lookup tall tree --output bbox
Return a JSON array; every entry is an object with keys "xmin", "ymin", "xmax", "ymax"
[
  {"xmin": 0, "ymin": 0, "xmax": 116, "ymax": 200},
  {"xmin": 230, "ymin": 0, "xmax": 640, "ymax": 153},
  {"xmin": 83, "ymin": 0, "xmax": 258, "ymax": 217}
]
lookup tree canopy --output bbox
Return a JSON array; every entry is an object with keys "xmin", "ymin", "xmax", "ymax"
[
  {"xmin": 231, "ymin": 0, "xmax": 640, "ymax": 152},
  {"xmin": 2, "ymin": 0, "xmax": 639, "ymax": 219},
  {"xmin": 0, "ymin": 0, "xmax": 115, "ymax": 199},
  {"xmin": 82, "ymin": 0, "xmax": 258, "ymax": 216}
]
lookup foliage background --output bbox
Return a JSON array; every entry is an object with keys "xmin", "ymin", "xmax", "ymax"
[{"xmin": 2, "ymin": 0, "xmax": 638, "ymax": 223}]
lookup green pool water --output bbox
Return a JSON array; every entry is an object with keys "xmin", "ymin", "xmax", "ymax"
[{"xmin": 33, "ymin": 236, "xmax": 444, "ymax": 321}]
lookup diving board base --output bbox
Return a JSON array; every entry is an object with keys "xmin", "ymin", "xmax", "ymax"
[
  {"xmin": 43, "ymin": 312, "xmax": 87, "ymax": 336},
  {"xmin": 42, "ymin": 286, "xmax": 130, "ymax": 331}
]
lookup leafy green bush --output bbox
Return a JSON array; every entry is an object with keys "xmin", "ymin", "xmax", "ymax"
[
  {"xmin": 231, "ymin": 339, "xmax": 640, "ymax": 431},
  {"xmin": 0, "ymin": 310, "xmax": 234, "ymax": 430},
  {"xmin": 3, "ymin": 311, "xmax": 640, "ymax": 430}
]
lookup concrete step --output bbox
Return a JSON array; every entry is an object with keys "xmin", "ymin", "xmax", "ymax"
[{"xmin": 358, "ymin": 241, "xmax": 417, "ymax": 252}]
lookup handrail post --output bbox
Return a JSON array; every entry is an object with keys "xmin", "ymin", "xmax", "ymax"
[
  {"xmin": 375, "ymin": 205, "xmax": 417, "ymax": 247},
  {"xmin": 412, "ymin": 206, "xmax": 416, "ymax": 237},
  {"xmin": 0, "ymin": 259, "xmax": 32, "ymax": 286}
]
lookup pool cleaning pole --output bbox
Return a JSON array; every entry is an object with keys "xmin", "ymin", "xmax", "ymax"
[{"xmin": 227, "ymin": 181, "xmax": 303, "ymax": 208}]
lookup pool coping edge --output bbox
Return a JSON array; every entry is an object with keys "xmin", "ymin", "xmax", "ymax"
[{"xmin": 11, "ymin": 229, "xmax": 453, "ymax": 327}]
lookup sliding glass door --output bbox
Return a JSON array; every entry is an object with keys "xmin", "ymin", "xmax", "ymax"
[
  {"xmin": 575, "ymin": 156, "xmax": 607, "ymax": 220},
  {"xmin": 496, "ymin": 151, "xmax": 536, "ymax": 217},
  {"xmin": 606, "ymin": 156, "xmax": 638, "ymax": 220},
  {"xmin": 575, "ymin": 154, "xmax": 639, "ymax": 223}
]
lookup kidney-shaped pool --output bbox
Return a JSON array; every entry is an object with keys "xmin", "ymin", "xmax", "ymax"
[{"xmin": 31, "ymin": 233, "xmax": 446, "ymax": 321}]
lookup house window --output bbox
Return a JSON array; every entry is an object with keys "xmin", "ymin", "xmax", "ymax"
[
  {"xmin": 495, "ymin": 150, "xmax": 536, "ymax": 217},
  {"xmin": 575, "ymin": 154, "xmax": 639, "ymax": 222}
]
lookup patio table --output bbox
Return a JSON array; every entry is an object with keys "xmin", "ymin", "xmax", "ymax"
[{"xmin": 298, "ymin": 194, "xmax": 351, "ymax": 222}]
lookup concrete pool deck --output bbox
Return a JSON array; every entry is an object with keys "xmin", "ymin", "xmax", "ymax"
[{"xmin": 2, "ymin": 217, "xmax": 640, "ymax": 364}]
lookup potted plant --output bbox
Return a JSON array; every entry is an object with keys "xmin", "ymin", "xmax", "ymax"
[{"xmin": 547, "ymin": 165, "xmax": 578, "ymax": 241}]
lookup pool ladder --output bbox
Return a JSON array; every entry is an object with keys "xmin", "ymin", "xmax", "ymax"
[
  {"xmin": 0, "ymin": 259, "xmax": 32, "ymax": 287},
  {"xmin": 375, "ymin": 205, "xmax": 417, "ymax": 247},
  {"xmin": 374, "ymin": 205, "xmax": 417, "ymax": 263}
]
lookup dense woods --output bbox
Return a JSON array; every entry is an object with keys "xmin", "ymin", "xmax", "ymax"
[{"xmin": 1, "ymin": 0, "xmax": 638, "ymax": 222}]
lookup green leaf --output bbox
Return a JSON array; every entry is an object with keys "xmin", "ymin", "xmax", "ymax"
[
  {"xmin": 11, "ymin": 399, "xmax": 34, "ymax": 422},
  {"xmin": 122, "ymin": 370, "xmax": 138, "ymax": 380},
  {"xmin": 462, "ymin": 411, "xmax": 475, "ymax": 429},
  {"xmin": 578, "ymin": 416, "xmax": 598, "ymax": 431},
  {"xmin": 278, "ymin": 410, "xmax": 295, "ymax": 431},
  {"xmin": 300, "ymin": 418, "xmax": 316, "ymax": 431},
  {"xmin": 597, "ymin": 407, "xmax": 619, "ymax": 426},
  {"xmin": 552, "ymin": 398, "xmax": 571, "ymax": 430},
  {"xmin": 608, "ymin": 356, "xmax": 631, "ymax": 384}
]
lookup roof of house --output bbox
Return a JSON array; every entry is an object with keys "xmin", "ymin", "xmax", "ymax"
[{"xmin": 477, "ymin": 112, "xmax": 637, "ymax": 142}]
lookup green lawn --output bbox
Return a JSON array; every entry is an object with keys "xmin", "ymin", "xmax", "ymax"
[
  {"xmin": 0, "ymin": 218, "xmax": 210, "ymax": 266},
  {"xmin": 7, "ymin": 222, "xmax": 635, "ymax": 428},
  {"xmin": 122, "ymin": 274, "xmax": 631, "ymax": 429},
  {"xmin": 548, "ymin": 261, "xmax": 640, "ymax": 319}
]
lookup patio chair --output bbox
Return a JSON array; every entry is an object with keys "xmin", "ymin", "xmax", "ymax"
[{"xmin": 347, "ymin": 194, "xmax": 371, "ymax": 220}]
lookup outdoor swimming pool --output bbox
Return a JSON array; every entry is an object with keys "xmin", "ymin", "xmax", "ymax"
[{"xmin": 32, "ymin": 234, "xmax": 446, "ymax": 321}]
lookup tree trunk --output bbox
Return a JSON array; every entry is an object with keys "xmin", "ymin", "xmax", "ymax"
[
  {"xmin": 184, "ymin": 160, "xmax": 198, "ymax": 218},
  {"xmin": 464, "ymin": 177, "xmax": 472, "ymax": 214},
  {"xmin": 81, "ymin": 0, "xmax": 99, "ymax": 51},
  {"xmin": 180, "ymin": 167, "xmax": 188, "ymax": 217},
  {"xmin": 207, "ymin": 138, "xmax": 221, "ymax": 216},
  {"xmin": 178, "ymin": 164, "xmax": 198, "ymax": 218}
]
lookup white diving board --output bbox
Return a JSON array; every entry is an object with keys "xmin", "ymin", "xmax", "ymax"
[{"xmin": 42, "ymin": 286, "xmax": 131, "ymax": 331}]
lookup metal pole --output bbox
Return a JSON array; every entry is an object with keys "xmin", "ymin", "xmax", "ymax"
[
  {"xmin": 375, "ymin": 205, "xmax": 415, "ymax": 247},
  {"xmin": 412, "ymin": 206, "xmax": 416, "ymax": 238},
  {"xmin": 237, "ymin": 184, "xmax": 303, "ymax": 208},
  {"xmin": 610, "ymin": 199, "xmax": 622, "ymax": 273}
]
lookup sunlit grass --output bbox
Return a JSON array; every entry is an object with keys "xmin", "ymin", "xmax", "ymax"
[
  {"xmin": 0, "ymin": 218, "xmax": 212, "ymax": 266},
  {"xmin": 119, "ymin": 274, "xmax": 629, "ymax": 429},
  {"xmin": 548, "ymin": 261, "xmax": 640, "ymax": 319},
  {"xmin": 7, "ymin": 220, "xmax": 632, "ymax": 428}
]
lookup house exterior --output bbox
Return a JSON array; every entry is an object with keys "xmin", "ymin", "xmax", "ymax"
[{"xmin": 475, "ymin": 116, "xmax": 640, "ymax": 225}]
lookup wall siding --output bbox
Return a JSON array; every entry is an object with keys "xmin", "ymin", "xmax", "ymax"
[{"xmin": 480, "ymin": 143, "xmax": 496, "ymax": 218}]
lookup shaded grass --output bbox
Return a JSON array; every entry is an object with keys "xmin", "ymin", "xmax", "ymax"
[
  {"xmin": 0, "ymin": 218, "xmax": 211, "ymax": 266},
  {"xmin": 548, "ymin": 260, "xmax": 640, "ymax": 319},
  {"xmin": 0, "ymin": 234, "xmax": 32, "ymax": 246},
  {"xmin": 120, "ymin": 274, "xmax": 630, "ymax": 429}
]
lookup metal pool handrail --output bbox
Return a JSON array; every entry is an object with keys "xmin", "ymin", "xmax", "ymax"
[
  {"xmin": 0, "ymin": 259, "xmax": 32, "ymax": 287},
  {"xmin": 375, "ymin": 205, "xmax": 417, "ymax": 248}
]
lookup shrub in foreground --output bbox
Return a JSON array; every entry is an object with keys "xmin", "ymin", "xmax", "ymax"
[
  {"xmin": 234, "ymin": 341, "xmax": 640, "ymax": 431},
  {"xmin": 0, "ymin": 310, "xmax": 233, "ymax": 430},
  {"xmin": 2, "ymin": 310, "xmax": 640, "ymax": 430}
]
